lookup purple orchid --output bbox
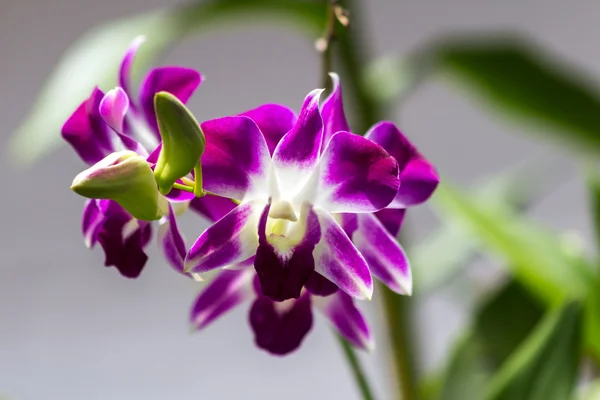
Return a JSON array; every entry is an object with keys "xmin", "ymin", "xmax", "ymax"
[
  {"xmin": 186, "ymin": 74, "xmax": 438, "ymax": 355},
  {"xmin": 184, "ymin": 88, "xmax": 401, "ymax": 301},
  {"xmin": 183, "ymin": 82, "xmax": 402, "ymax": 354},
  {"xmin": 62, "ymin": 36, "xmax": 202, "ymax": 278}
]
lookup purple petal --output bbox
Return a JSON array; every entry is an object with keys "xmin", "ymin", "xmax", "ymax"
[
  {"xmin": 189, "ymin": 196, "xmax": 238, "ymax": 223},
  {"xmin": 316, "ymin": 291, "xmax": 373, "ymax": 351},
  {"xmin": 146, "ymin": 143, "xmax": 161, "ymax": 164},
  {"xmin": 99, "ymin": 87, "xmax": 129, "ymax": 133},
  {"xmin": 397, "ymin": 157, "xmax": 439, "ymax": 207},
  {"xmin": 375, "ymin": 208, "xmax": 406, "ymax": 237},
  {"xmin": 313, "ymin": 210, "xmax": 373, "ymax": 300},
  {"xmin": 305, "ymin": 272, "xmax": 338, "ymax": 297},
  {"xmin": 62, "ymin": 88, "xmax": 113, "ymax": 165},
  {"xmin": 353, "ymin": 213, "xmax": 411, "ymax": 295},
  {"xmin": 191, "ymin": 269, "xmax": 254, "ymax": 330},
  {"xmin": 158, "ymin": 204, "xmax": 187, "ymax": 274},
  {"xmin": 139, "ymin": 66, "xmax": 202, "ymax": 135},
  {"xmin": 308, "ymin": 132, "xmax": 400, "ymax": 214},
  {"xmin": 249, "ymin": 293, "xmax": 313, "ymax": 355},
  {"xmin": 338, "ymin": 213, "xmax": 358, "ymax": 238},
  {"xmin": 272, "ymin": 89, "xmax": 324, "ymax": 196},
  {"xmin": 185, "ymin": 202, "xmax": 261, "ymax": 273},
  {"xmin": 239, "ymin": 104, "xmax": 297, "ymax": 156},
  {"xmin": 95, "ymin": 200, "xmax": 152, "ymax": 278},
  {"xmin": 82, "ymin": 199, "xmax": 105, "ymax": 248},
  {"xmin": 119, "ymin": 36, "xmax": 145, "ymax": 105},
  {"xmin": 321, "ymin": 73, "xmax": 350, "ymax": 151},
  {"xmin": 201, "ymin": 116, "xmax": 271, "ymax": 201},
  {"xmin": 254, "ymin": 203, "xmax": 321, "ymax": 302},
  {"xmin": 366, "ymin": 122, "xmax": 439, "ymax": 208}
]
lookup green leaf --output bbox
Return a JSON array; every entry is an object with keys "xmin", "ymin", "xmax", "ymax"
[
  {"xmin": 9, "ymin": 0, "xmax": 326, "ymax": 167},
  {"xmin": 439, "ymin": 333, "xmax": 490, "ymax": 400},
  {"xmin": 433, "ymin": 182, "xmax": 592, "ymax": 304},
  {"xmin": 585, "ymin": 165, "xmax": 600, "ymax": 257},
  {"xmin": 369, "ymin": 34, "xmax": 600, "ymax": 155},
  {"xmin": 475, "ymin": 280, "xmax": 545, "ymax": 368},
  {"xmin": 432, "ymin": 182, "xmax": 600, "ymax": 361},
  {"xmin": 484, "ymin": 301, "xmax": 582, "ymax": 400},
  {"xmin": 154, "ymin": 91, "xmax": 205, "ymax": 195},
  {"xmin": 436, "ymin": 279, "xmax": 544, "ymax": 400},
  {"xmin": 413, "ymin": 155, "xmax": 565, "ymax": 293}
]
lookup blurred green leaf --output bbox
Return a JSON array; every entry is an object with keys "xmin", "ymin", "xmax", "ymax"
[
  {"xmin": 585, "ymin": 166, "xmax": 600, "ymax": 257},
  {"xmin": 436, "ymin": 280, "xmax": 544, "ymax": 400},
  {"xmin": 476, "ymin": 280, "xmax": 545, "ymax": 368},
  {"xmin": 9, "ymin": 0, "xmax": 326, "ymax": 166},
  {"xmin": 484, "ymin": 301, "xmax": 582, "ymax": 400},
  {"xmin": 433, "ymin": 182, "xmax": 592, "ymax": 304},
  {"xmin": 413, "ymin": 155, "xmax": 565, "ymax": 293},
  {"xmin": 432, "ymin": 182, "xmax": 600, "ymax": 361},
  {"xmin": 368, "ymin": 34, "xmax": 600, "ymax": 155},
  {"xmin": 439, "ymin": 333, "xmax": 490, "ymax": 400}
]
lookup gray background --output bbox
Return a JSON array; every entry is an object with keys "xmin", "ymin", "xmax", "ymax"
[{"xmin": 0, "ymin": 0, "xmax": 595, "ymax": 399}]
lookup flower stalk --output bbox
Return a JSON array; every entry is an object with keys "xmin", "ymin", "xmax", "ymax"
[{"xmin": 336, "ymin": 334, "xmax": 376, "ymax": 400}]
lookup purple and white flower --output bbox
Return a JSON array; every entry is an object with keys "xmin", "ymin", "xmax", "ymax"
[
  {"xmin": 186, "ymin": 74, "xmax": 438, "ymax": 354},
  {"xmin": 62, "ymin": 36, "xmax": 201, "ymax": 278},
  {"xmin": 184, "ymin": 87, "xmax": 401, "ymax": 302}
]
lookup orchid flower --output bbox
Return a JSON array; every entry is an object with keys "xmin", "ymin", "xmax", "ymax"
[
  {"xmin": 186, "ymin": 74, "xmax": 438, "ymax": 355},
  {"xmin": 182, "ymin": 81, "xmax": 401, "ymax": 354},
  {"xmin": 61, "ymin": 36, "xmax": 202, "ymax": 278},
  {"xmin": 184, "ymin": 110, "xmax": 374, "ymax": 354},
  {"xmin": 184, "ymin": 87, "xmax": 401, "ymax": 301}
]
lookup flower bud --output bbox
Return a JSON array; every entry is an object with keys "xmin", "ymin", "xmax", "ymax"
[
  {"xmin": 71, "ymin": 150, "xmax": 162, "ymax": 221},
  {"xmin": 154, "ymin": 92, "xmax": 206, "ymax": 195}
]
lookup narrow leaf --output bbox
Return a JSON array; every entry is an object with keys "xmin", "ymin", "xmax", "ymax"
[
  {"xmin": 413, "ymin": 154, "xmax": 565, "ymax": 293},
  {"xmin": 437, "ymin": 279, "xmax": 544, "ymax": 400},
  {"xmin": 433, "ymin": 182, "xmax": 592, "ymax": 304},
  {"xmin": 368, "ymin": 34, "xmax": 600, "ymax": 155},
  {"xmin": 484, "ymin": 301, "xmax": 582, "ymax": 400}
]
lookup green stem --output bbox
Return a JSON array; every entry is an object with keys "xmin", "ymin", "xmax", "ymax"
[
  {"xmin": 172, "ymin": 182, "xmax": 195, "ymax": 193},
  {"xmin": 336, "ymin": 334, "xmax": 376, "ymax": 400},
  {"xmin": 380, "ymin": 286, "xmax": 418, "ymax": 400},
  {"xmin": 334, "ymin": 1, "xmax": 418, "ymax": 398},
  {"xmin": 193, "ymin": 163, "xmax": 204, "ymax": 197}
]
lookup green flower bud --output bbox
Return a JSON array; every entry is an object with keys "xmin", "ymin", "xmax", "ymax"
[
  {"xmin": 71, "ymin": 150, "xmax": 163, "ymax": 221},
  {"xmin": 154, "ymin": 92, "xmax": 206, "ymax": 196}
]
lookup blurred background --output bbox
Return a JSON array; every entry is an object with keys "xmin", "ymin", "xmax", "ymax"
[{"xmin": 0, "ymin": 0, "xmax": 597, "ymax": 399}]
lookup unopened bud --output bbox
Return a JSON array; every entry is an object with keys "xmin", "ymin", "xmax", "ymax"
[{"xmin": 71, "ymin": 150, "xmax": 162, "ymax": 221}]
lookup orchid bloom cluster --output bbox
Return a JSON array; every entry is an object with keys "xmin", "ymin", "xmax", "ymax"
[{"xmin": 64, "ymin": 37, "xmax": 439, "ymax": 355}]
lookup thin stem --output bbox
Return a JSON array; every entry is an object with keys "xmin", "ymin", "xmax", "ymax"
[
  {"xmin": 334, "ymin": 1, "xmax": 419, "ymax": 398},
  {"xmin": 193, "ymin": 163, "xmax": 204, "ymax": 197},
  {"xmin": 317, "ymin": 2, "xmax": 335, "ymax": 90},
  {"xmin": 336, "ymin": 334, "xmax": 376, "ymax": 400},
  {"xmin": 316, "ymin": 0, "xmax": 349, "ymax": 91},
  {"xmin": 173, "ymin": 182, "xmax": 195, "ymax": 193},
  {"xmin": 380, "ymin": 286, "xmax": 418, "ymax": 400}
]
